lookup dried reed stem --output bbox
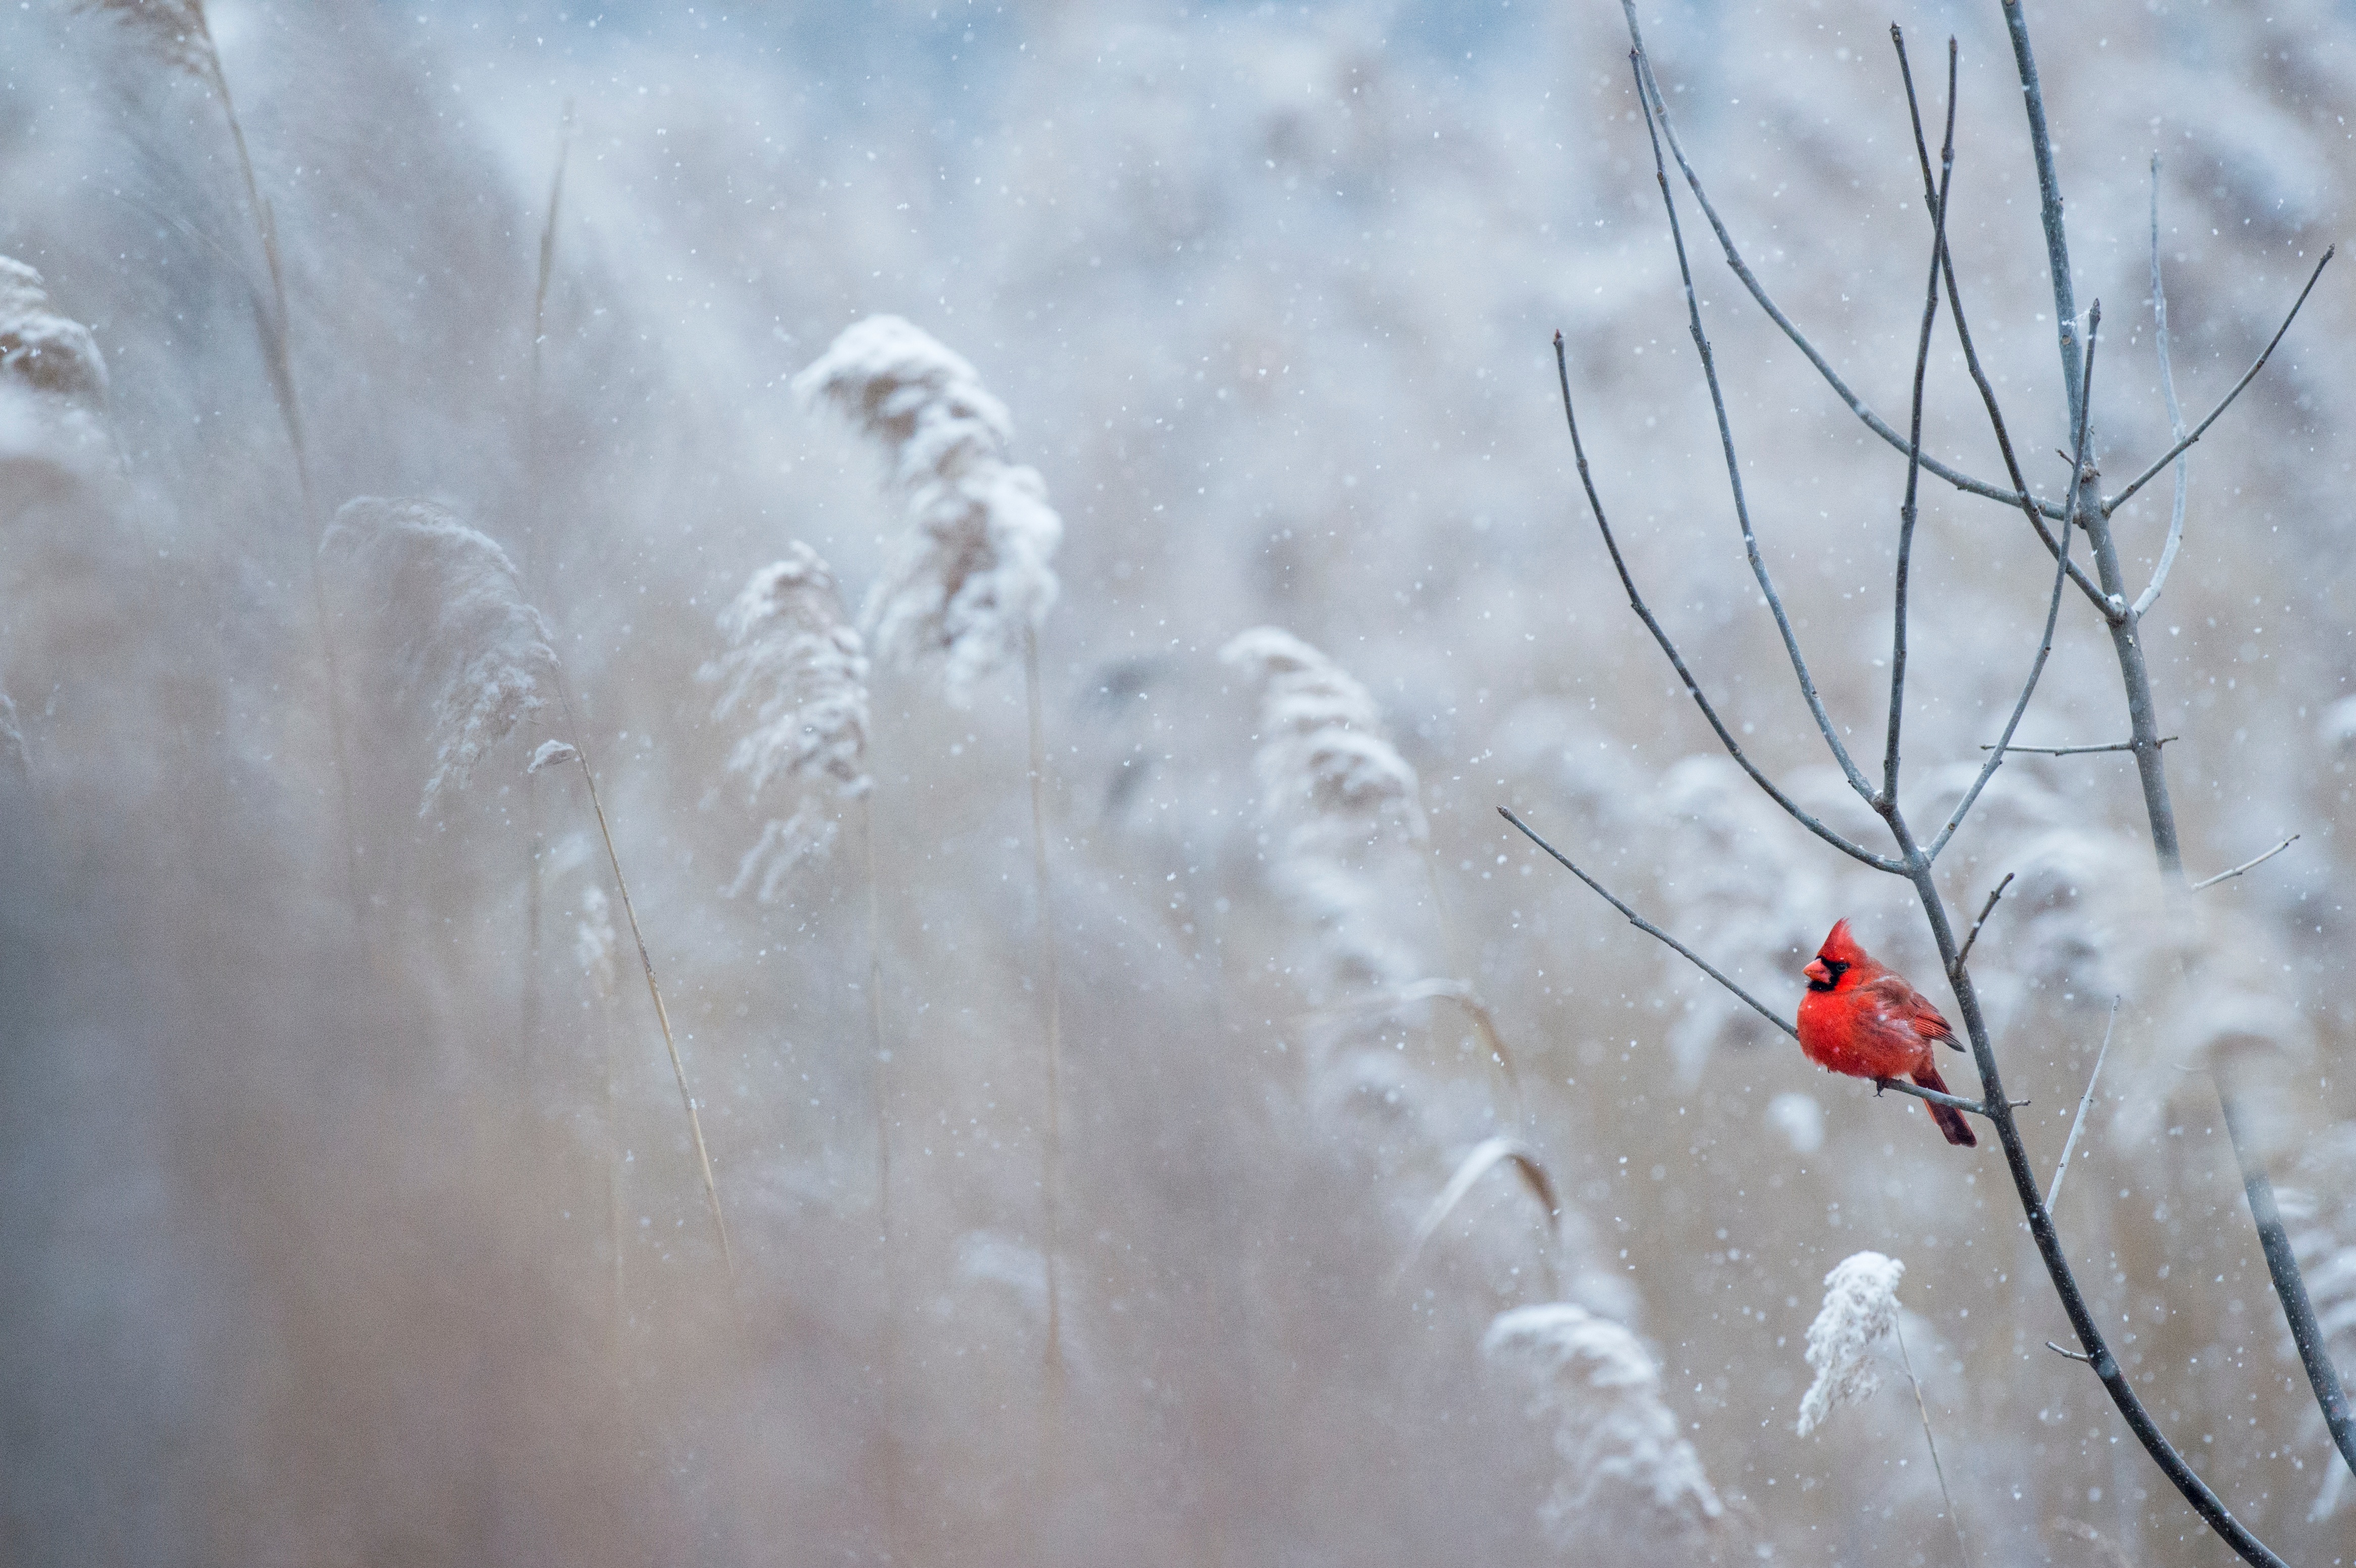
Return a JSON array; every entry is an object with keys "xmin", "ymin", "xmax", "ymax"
[
  {"xmin": 1025, "ymin": 626, "xmax": 1065, "ymax": 1380},
  {"xmin": 558, "ymin": 679, "xmax": 734, "ymax": 1278},
  {"xmin": 1894, "ymin": 1317, "xmax": 1970, "ymax": 1567},
  {"xmin": 863, "ymin": 792, "xmax": 905, "ymax": 1555}
]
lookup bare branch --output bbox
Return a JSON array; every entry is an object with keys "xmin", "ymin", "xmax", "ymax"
[
  {"xmin": 2190, "ymin": 834, "xmax": 2299, "ymax": 892},
  {"xmin": 1890, "ymin": 26, "xmax": 2107, "ymax": 612},
  {"xmin": 2216, "ymin": 1091, "xmax": 2356, "ymax": 1486},
  {"xmin": 1498, "ymin": 806, "xmax": 1798, "ymax": 1040},
  {"xmin": 2046, "ymin": 1340, "xmax": 2096, "ymax": 1365},
  {"xmin": 1978, "ymin": 737, "xmax": 2175, "ymax": 757},
  {"xmin": 2045, "ymin": 997, "xmax": 2120, "ymax": 1214},
  {"xmin": 1879, "ymin": 33, "xmax": 1958, "ymax": 811},
  {"xmin": 1626, "ymin": 50, "xmax": 1878, "ymax": 808},
  {"xmin": 1552, "ymin": 336, "xmax": 1898, "ymax": 872},
  {"xmin": 2104, "ymin": 247, "xmax": 2334, "ymax": 517},
  {"xmin": 1873, "ymin": 1075, "xmax": 1995, "ymax": 1118},
  {"xmin": 1952, "ymin": 871, "xmax": 2014, "ymax": 973},
  {"xmin": 1925, "ymin": 308, "xmax": 2101, "ymax": 864},
  {"xmin": 2132, "ymin": 155, "xmax": 2189, "ymax": 619},
  {"xmin": 1617, "ymin": 3, "xmax": 2057, "ymax": 518}
]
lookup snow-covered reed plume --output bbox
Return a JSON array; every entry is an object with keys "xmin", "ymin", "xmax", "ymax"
[
  {"xmin": 1223, "ymin": 626, "xmax": 1428, "ymax": 991},
  {"xmin": 1797, "ymin": 1251, "xmax": 1905, "ymax": 1436},
  {"xmin": 319, "ymin": 498, "xmax": 558, "ymax": 813},
  {"xmin": 699, "ymin": 543, "xmax": 872, "ymax": 902},
  {"xmin": 1483, "ymin": 1303, "xmax": 1723, "ymax": 1548},
  {"xmin": 0, "ymin": 256, "xmax": 109, "ymax": 477},
  {"xmin": 75, "ymin": 0, "xmax": 219, "ymax": 80},
  {"xmin": 794, "ymin": 316, "xmax": 1060, "ymax": 703}
]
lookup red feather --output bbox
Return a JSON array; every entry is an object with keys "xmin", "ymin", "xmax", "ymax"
[{"xmin": 1796, "ymin": 920, "xmax": 1976, "ymax": 1147}]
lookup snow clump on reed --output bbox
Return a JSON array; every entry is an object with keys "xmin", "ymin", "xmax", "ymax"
[
  {"xmin": 794, "ymin": 316, "xmax": 1060, "ymax": 703},
  {"xmin": 1222, "ymin": 626, "xmax": 1427, "ymax": 992},
  {"xmin": 0, "ymin": 256, "xmax": 110, "ymax": 478},
  {"xmin": 699, "ymin": 542, "xmax": 871, "ymax": 901},
  {"xmin": 320, "ymin": 497, "xmax": 558, "ymax": 813},
  {"xmin": 1797, "ymin": 1250, "xmax": 1905, "ymax": 1436},
  {"xmin": 1483, "ymin": 1302, "xmax": 1724, "ymax": 1547}
]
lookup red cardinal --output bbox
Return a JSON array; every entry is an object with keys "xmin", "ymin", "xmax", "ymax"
[{"xmin": 1796, "ymin": 919, "xmax": 1977, "ymax": 1147}]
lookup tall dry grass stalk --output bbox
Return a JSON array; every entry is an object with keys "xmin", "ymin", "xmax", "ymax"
[
  {"xmin": 321, "ymin": 495, "xmax": 735, "ymax": 1278},
  {"xmin": 796, "ymin": 315, "xmax": 1067, "ymax": 1377},
  {"xmin": 519, "ymin": 106, "xmax": 572, "ymax": 1057},
  {"xmin": 701, "ymin": 542, "xmax": 895, "ymax": 1521},
  {"xmin": 80, "ymin": 0, "xmax": 366, "ymax": 935}
]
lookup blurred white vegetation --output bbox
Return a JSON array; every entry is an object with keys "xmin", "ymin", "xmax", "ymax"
[
  {"xmin": 794, "ymin": 315, "xmax": 1061, "ymax": 703},
  {"xmin": 2277, "ymin": 1128, "xmax": 2356, "ymax": 1520},
  {"xmin": 1765, "ymin": 1091, "xmax": 1825, "ymax": 1156},
  {"xmin": 0, "ymin": 255, "xmax": 108, "ymax": 474},
  {"xmin": 319, "ymin": 497, "xmax": 559, "ymax": 812},
  {"xmin": 1223, "ymin": 626, "xmax": 1429, "ymax": 993},
  {"xmin": 1483, "ymin": 1303, "xmax": 1723, "ymax": 1548},
  {"xmin": 574, "ymin": 882, "xmax": 618, "ymax": 1003},
  {"xmin": 1655, "ymin": 756, "xmax": 1834, "ymax": 1079},
  {"xmin": 1797, "ymin": 1251, "xmax": 1905, "ymax": 1437},
  {"xmin": 699, "ymin": 543, "xmax": 872, "ymax": 902}
]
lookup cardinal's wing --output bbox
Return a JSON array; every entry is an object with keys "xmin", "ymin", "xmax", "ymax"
[{"xmin": 1863, "ymin": 972, "xmax": 1962, "ymax": 1051}]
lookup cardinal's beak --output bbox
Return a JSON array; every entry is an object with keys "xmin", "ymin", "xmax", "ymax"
[{"xmin": 1803, "ymin": 957, "xmax": 1830, "ymax": 984}]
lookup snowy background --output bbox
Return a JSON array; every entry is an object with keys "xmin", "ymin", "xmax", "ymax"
[{"xmin": 3, "ymin": 0, "xmax": 2355, "ymax": 1562}]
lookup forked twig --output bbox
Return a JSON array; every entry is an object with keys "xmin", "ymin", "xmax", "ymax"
[
  {"xmin": 1878, "ymin": 34, "xmax": 1959, "ymax": 812},
  {"xmin": 2103, "ymin": 248, "xmax": 2335, "ymax": 516},
  {"xmin": 1551, "ymin": 336, "xmax": 1896, "ymax": 873},
  {"xmin": 1952, "ymin": 872, "xmax": 2013, "ymax": 974},
  {"xmin": 2190, "ymin": 834, "xmax": 2299, "ymax": 892},
  {"xmin": 1628, "ymin": 48, "xmax": 1878, "ymax": 810},
  {"xmin": 1891, "ymin": 26, "xmax": 2107, "ymax": 611},
  {"xmin": 1619, "ymin": 2, "xmax": 2058, "ymax": 520},
  {"xmin": 1924, "ymin": 310, "xmax": 2099, "ymax": 863},
  {"xmin": 2045, "ymin": 997, "xmax": 2120, "ymax": 1214}
]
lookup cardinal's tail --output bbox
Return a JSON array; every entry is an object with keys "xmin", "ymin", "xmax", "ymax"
[{"xmin": 1913, "ymin": 1064, "xmax": 1978, "ymax": 1148}]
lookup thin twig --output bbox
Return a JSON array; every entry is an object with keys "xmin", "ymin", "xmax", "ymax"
[
  {"xmin": 2046, "ymin": 1341, "xmax": 2095, "ymax": 1364},
  {"xmin": 1499, "ymin": 806, "xmax": 1796, "ymax": 1040},
  {"xmin": 2045, "ymin": 998, "xmax": 2120, "ymax": 1214},
  {"xmin": 1952, "ymin": 872, "xmax": 2013, "ymax": 974},
  {"xmin": 1895, "ymin": 1316, "xmax": 1972, "ymax": 1568},
  {"xmin": 2132, "ymin": 155, "xmax": 2189, "ymax": 618},
  {"xmin": 1879, "ymin": 33, "xmax": 1958, "ymax": 812},
  {"xmin": 1619, "ymin": 3, "xmax": 2059, "ymax": 519},
  {"xmin": 1551, "ymin": 336, "xmax": 1897, "ymax": 872},
  {"xmin": 1978, "ymin": 737, "xmax": 2174, "ymax": 757},
  {"xmin": 1891, "ymin": 26, "xmax": 2108, "ymax": 612},
  {"xmin": 2103, "ymin": 248, "xmax": 2335, "ymax": 516},
  {"xmin": 1627, "ymin": 49, "xmax": 1877, "ymax": 809},
  {"xmin": 2190, "ymin": 834, "xmax": 2299, "ymax": 891},
  {"xmin": 1924, "ymin": 312, "xmax": 2099, "ymax": 863}
]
